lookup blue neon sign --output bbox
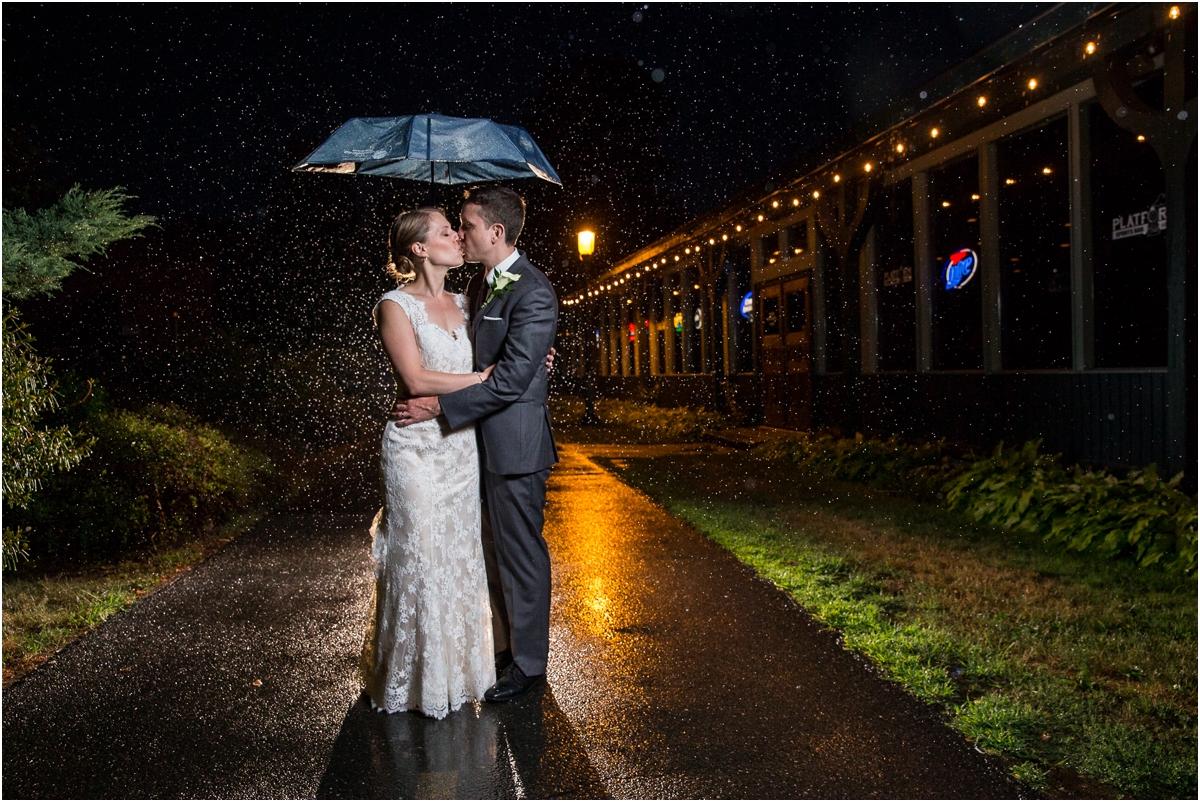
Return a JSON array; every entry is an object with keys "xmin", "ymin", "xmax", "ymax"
[
  {"xmin": 942, "ymin": 248, "xmax": 978, "ymax": 291},
  {"xmin": 739, "ymin": 291, "xmax": 754, "ymax": 319}
]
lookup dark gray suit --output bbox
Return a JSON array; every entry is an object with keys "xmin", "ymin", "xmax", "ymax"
[{"xmin": 440, "ymin": 251, "xmax": 558, "ymax": 676}]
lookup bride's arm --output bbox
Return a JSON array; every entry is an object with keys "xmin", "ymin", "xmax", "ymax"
[{"xmin": 377, "ymin": 300, "xmax": 488, "ymax": 396}]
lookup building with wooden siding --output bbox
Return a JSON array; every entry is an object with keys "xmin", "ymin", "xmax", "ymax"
[{"xmin": 558, "ymin": 3, "xmax": 1196, "ymax": 483}]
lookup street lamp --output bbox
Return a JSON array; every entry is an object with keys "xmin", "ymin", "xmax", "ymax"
[
  {"xmin": 574, "ymin": 228, "xmax": 601, "ymax": 424},
  {"xmin": 577, "ymin": 230, "xmax": 595, "ymax": 260}
]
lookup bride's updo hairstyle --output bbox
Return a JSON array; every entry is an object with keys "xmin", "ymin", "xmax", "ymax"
[{"xmin": 386, "ymin": 207, "xmax": 442, "ymax": 284}]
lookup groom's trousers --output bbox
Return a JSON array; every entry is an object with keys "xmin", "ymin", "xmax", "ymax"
[{"xmin": 483, "ymin": 467, "xmax": 552, "ymax": 677}]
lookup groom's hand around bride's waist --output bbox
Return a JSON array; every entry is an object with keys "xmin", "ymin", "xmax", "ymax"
[{"xmin": 393, "ymin": 396, "xmax": 441, "ymax": 427}]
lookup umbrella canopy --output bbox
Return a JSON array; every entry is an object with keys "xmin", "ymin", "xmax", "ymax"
[{"xmin": 292, "ymin": 114, "xmax": 562, "ymax": 185}]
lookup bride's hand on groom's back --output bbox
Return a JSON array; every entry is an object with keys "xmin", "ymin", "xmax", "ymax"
[
  {"xmin": 393, "ymin": 396, "xmax": 441, "ymax": 427},
  {"xmin": 545, "ymin": 347, "xmax": 556, "ymax": 371}
]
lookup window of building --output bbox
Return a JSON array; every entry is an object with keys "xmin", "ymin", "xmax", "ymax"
[
  {"xmin": 785, "ymin": 287, "xmax": 807, "ymax": 334},
  {"xmin": 761, "ymin": 293, "xmax": 781, "ymax": 336},
  {"xmin": 929, "ymin": 153, "xmax": 983, "ymax": 370},
  {"xmin": 1089, "ymin": 100, "xmax": 1168, "ymax": 368},
  {"xmin": 786, "ymin": 219, "xmax": 808, "ymax": 257},
  {"xmin": 760, "ymin": 230, "xmax": 782, "ymax": 266},
  {"xmin": 726, "ymin": 244, "xmax": 753, "ymax": 373},
  {"xmin": 667, "ymin": 272, "xmax": 684, "ymax": 373},
  {"xmin": 875, "ymin": 178, "xmax": 916, "ymax": 371},
  {"xmin": 997, "ymin": 116, "xmax": 1072, "ymax": 370},
  {"xmin": 821, "ymin": 237, "xmax": 845, "ymax": 372}
]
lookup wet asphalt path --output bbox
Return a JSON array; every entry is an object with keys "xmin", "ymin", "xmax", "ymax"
[{"xmin": 3, "ymin": 441, "xmax": 1023, "ymax": 799}]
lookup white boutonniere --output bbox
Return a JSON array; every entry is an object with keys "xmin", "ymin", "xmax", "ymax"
[{"xmin": 484, "ymin": 269, "xmax": 521, "ymax": 306}]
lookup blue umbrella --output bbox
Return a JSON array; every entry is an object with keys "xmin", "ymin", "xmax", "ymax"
[{"xmin": 292, "ymin": 113, "xmax": 562, "ymax": 185}]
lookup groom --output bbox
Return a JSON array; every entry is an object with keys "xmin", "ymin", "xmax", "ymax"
[{"xmin": 393, "ymin": 185, "xmax": 559, "ymax": 702}]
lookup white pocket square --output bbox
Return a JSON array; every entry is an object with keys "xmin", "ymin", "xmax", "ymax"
[{"xmin": 482, "ymin": 315, "xmax": 503, "ymax": 321}]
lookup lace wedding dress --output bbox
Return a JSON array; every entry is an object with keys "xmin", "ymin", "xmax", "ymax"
[{"xmin": 361, "ymin": 289, "xmax": 494, "ymax": 719}]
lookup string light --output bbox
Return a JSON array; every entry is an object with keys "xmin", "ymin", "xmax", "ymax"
[
  {"xmin": 757, "ymin": 214, "xmax": 764, "ymax": 222},
  {"xmin": 1042, "ymin": 167, "xmax": 1053, "ymax": 174},
  {"xmin": 735, "ymin": 224, "xmax": 743, "ymax": 232},
  {"xmin": 1137, "ymin": 135, "xmax": 1146, "ymax": 142},
  {"xmin": 1085, "ymin": 41, "xmax": 1096, "ymax": 55},
  {"xmin": 930, "ymin": 127, "xmax": 939, "ymax": 138},
  {"xmin": 674, "ymin": 255, "xmax": 680, "ymax": 261},
  {"xmin": 812, "ymin": 190, "xmax": 820, "ymax": 199},
  {"xmin": 863, "ymin": 162, "xmax": 873, "ymax": 172},
  {"xmin": 942, "ymin": 201, "xmax": 951, "ymax": 207},
  {"xmin": 895, "ymin": 143, "xmax": 905, "ymax": 153},
  {"xmin": 772, "ymin": 200, "xmax": 780, "ymax": 208},
  {"xmin": 1170, "ymin": 5, "xmax": 1181, "ymax": 18},
  {"xmin": 721, "ymin": 233, "xmax": 728, "ymax": 241},
  {"xmin": 792, "ymin": 198, "xmax": 800, "ymax": 206},
  {"xmin": 971, "ymin": 193, "xmax": 980, "ymax": 200},
  {"xmin": 709, "ymin": 238, "xmax": 716, "ymax": 244},
  {"xmin": 1027, "ymin": 78, "xmax": 1038, "ymax": 90},
  {"xmin": 977, "ymin": 96, "xmax": 987, "ymax": 107},
  {"xmin": 1005, "ymin": 178, "xmax": 1016, "ymax": 185},
  {"xmin": 833, "ymin": 174, "xmax": 841, "ymax": 182}
]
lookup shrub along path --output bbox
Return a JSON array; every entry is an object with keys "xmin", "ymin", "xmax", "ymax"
[{"xmin": 2, "ymin": 438, "xmax": 1026, "ymax": 799}]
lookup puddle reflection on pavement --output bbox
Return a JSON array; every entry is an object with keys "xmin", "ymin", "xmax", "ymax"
[{"xmin": 318, "ymin": 683, "xmax": 608, "ymax": 799}]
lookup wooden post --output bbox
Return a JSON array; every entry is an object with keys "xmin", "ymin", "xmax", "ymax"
[
  {"xmin": 978, "ymin": 142, "xmax": 1003, "ymax": 373},
  {"xmin": 912, "ymin": 171, "xmax": 933, "ymax": 373},
  {"xmin": 1068, "ymin": 98, "xmax": 1095, "ymax": 371}
]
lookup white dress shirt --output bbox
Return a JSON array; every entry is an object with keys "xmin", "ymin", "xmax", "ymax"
[{"xmin": 485, "ymin": 249, "xmax": 521, "ymax": 286}]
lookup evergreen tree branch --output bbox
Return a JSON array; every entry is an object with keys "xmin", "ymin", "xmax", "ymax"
[{"xmin": 2, "ymin": 185, "xmax": 157, "ymax": 300}]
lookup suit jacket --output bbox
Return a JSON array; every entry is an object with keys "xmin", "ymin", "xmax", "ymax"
[{"xmin": 440, "ymin": 250, "xmax": 559, "ymax": 475}]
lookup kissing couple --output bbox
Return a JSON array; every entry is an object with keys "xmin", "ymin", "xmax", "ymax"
[{"xmin": 359, "ymin": 185, "xmax": 560, "ymax": 719}]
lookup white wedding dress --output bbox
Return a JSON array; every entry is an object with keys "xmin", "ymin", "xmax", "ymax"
[{"xmin": 361, "ymin": 289, "xmax": 494, "ymax": 719}]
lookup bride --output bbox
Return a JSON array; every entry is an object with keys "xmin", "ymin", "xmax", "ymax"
[{"xmin": 361, "ymin": 207, "xmax": 495, "ymax": 719}]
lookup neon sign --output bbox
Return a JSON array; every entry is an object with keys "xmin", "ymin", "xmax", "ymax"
[
  {"xmin": 673, "ymin": 312, "xmax": 684, "ymax": 333},
  {"xmin": 942, "ymin": 248, "xmax": 978, "ymax": 291},
  {"xmin": 628, "ymin": 322, "xmax": 637, "ymax": 342},
  {"xmin": 740, "ymin": 292, "xmax": 754, "ymax": 319}
]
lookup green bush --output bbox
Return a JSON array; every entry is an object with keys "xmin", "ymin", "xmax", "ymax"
[
  {"xmin": 757, "ymin": 434, "xmax": 1197, "ymax": 576},
  {"xmin": 2, "ymin": 312, "xmax": 95, "ymax": 569},
  {"xmin": 595, "ymin": 399, "xmax": 729, "ymax": 441},
  {"xmin": 11, "ymin": 402, "xmax": 274, "ymax": 559},
  {"xmin": 945, "ymin": 440, "xmax": 1196, "ymax": 575},
  {"xmin": 757, "ymin": 431, "xmax": 959, "ymax": 493}
]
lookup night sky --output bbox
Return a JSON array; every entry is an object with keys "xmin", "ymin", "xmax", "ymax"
[{"xmin": 5, "ymin": 3, "xmax": 1052, "ymax": 229}]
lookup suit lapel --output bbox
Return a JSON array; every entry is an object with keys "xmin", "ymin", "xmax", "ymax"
[{"xmin": 467, "ymin": 270, "xmax": 487, "ymax": 326}]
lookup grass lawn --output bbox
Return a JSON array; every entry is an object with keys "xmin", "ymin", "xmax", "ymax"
[
  {"xmin": 2, "ymin": 511, "xmax": 265, "ymax": 687},
  {"xmin": 586, "ymin": 440, "xmax": 1196, "ymax": 799}
]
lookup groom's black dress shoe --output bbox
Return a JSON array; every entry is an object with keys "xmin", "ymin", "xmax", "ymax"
[
  {"xmin": 494, "ymin": 648, "xmax": 513, "ymax": 675},
  {"xmin": 484, "ymin": 663, "xmax": 545, "ymax": 703}
]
